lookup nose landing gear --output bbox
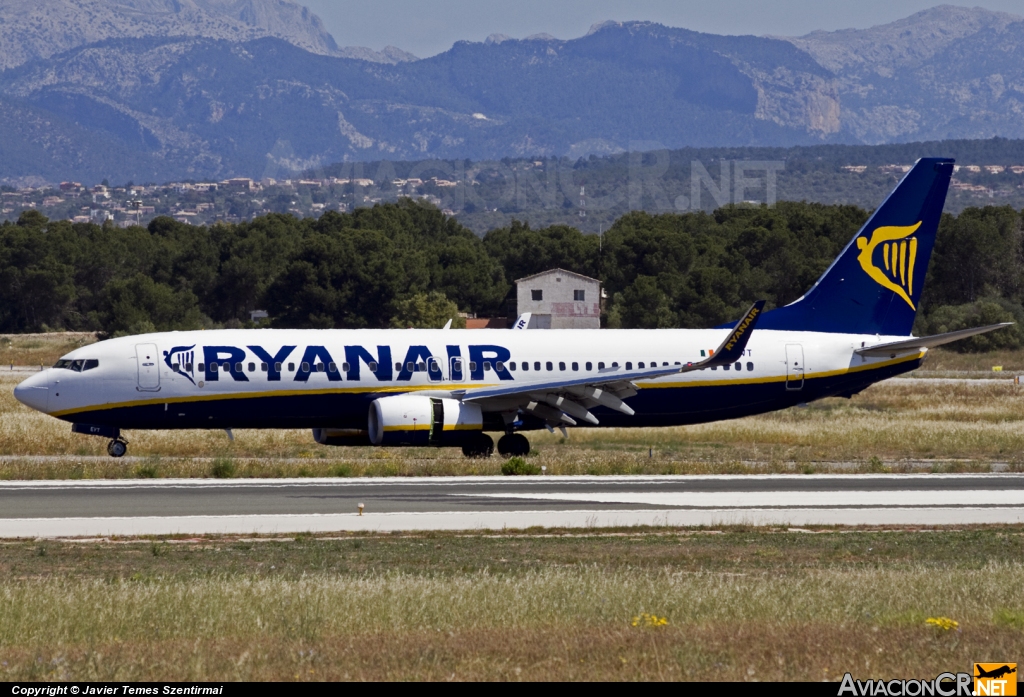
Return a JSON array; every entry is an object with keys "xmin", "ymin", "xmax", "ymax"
[{"xmin": 106, "ymin": 439, "xmax": 128, "ymax": 458}]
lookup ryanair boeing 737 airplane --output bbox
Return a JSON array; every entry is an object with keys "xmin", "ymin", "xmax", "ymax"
[{"xmin": 13, "ymin": 158, "xmax": 1011, "ymax": 458}]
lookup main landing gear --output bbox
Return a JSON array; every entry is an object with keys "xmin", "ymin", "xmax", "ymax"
[
  {"xmin": 497, "ymin": 433, "xmax": 530, "ymax": 458},
  {"xmin": 461, "ymin": 433, "xmax": 494, "ymax": 458},
  {"xmin": 107, "ymin": 438, "xmax": 128, "ymax": 458}
]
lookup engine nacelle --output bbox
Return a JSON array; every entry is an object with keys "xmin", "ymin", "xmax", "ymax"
[
  {"xmin": 312, "ymin": 428, "xmax": 371, "ymax": 447},
  {"xmin": 368, "ymin": 395, "xmax": 483, "ymax": 446}
]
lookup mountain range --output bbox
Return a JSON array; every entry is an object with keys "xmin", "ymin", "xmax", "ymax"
[{"xmin": 0, "ymin": 2, "xmax": 1021, "ymax": 184}]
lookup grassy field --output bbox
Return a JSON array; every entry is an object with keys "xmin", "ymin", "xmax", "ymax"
[
  {"xmin": 3, "ymin": 370, "xmax": 1024, "ymax": 478},
  {"xmin": 0, "ymin": 527, "xmax": 1021, "ymax": 681},
  {"xmin": 0, "ymin": 333, "xmax": 97, "ymax": 368}
]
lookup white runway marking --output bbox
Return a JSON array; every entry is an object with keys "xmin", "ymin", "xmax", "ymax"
[
  {"xmin": 5, "ymin": 508, "xmax": 1024, "ymax": 538},
  {"xmin": 460, "ymin": 489, "xmax": 1024, "ymax": 508}
]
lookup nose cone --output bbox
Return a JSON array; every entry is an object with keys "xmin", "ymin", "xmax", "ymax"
[{"xmin": 14, "ymin": 372, "xmax": 49, "ymax": 413}]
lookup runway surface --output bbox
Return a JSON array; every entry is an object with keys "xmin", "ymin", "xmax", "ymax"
[{"xmin": 2, "ymin": 473, "xmax": 1024, "ymax": 537}]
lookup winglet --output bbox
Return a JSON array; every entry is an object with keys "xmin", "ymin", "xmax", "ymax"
[{"xmin": 695, "ymin": 300, "xmax": 765, "ymax": 369}]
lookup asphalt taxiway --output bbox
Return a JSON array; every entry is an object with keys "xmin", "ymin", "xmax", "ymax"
[{"xmin": 1, "ymin": 474, "xmax": 1023, "ymax": 537}]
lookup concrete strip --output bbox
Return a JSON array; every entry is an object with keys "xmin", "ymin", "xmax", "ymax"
[
  {"xmin": 463, "ymin": 489, "xmax": 1024, "ymax": 508},
  {"xmin": 4, "ymin": 507, "xmax": 1024, "ymax": 538}
]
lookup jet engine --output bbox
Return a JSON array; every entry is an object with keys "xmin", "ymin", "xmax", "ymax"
[{"xmin": 368, "ymin": 394, "xmax": 483, "ymax": 446}]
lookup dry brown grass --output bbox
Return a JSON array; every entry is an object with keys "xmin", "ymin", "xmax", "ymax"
[
  {"xmin": 0, "ymin": 333, "xmax": 97, "ymax": 368},
  {"xmin": 0, "ymin": 564, "xmax": 1021, "ymax": 681}
]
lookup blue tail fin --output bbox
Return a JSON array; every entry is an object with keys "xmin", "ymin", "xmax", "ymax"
[{"xmin": 757, "ymin": 157, "xmax": 954, "ymax": 336}]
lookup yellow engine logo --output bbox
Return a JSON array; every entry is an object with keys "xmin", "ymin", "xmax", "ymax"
[{"xmin": 855, "ymin": 222, "xmax": 922, "ymax": 310}]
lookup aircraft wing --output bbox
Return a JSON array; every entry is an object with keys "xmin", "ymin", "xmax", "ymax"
[
  {"xmin": 855, "ymin": 322, "xmax": 1013, "ymax": 357},
  {"xmin": 454, "ymin": 301, "xmax": 765, "ymax": 426}
]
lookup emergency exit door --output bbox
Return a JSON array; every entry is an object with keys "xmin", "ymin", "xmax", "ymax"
[{"xmin": 785, "ymin": 344, "xmax": 804, "ymax": 391}]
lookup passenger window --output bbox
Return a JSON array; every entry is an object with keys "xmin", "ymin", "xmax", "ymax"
[
  {"xmin": 198, "ymin": 363, "xmax": 205, "ymax": 372},
  {"xmin": 183, "ymin": 362, "xmax": 191, "ymax": 372},
  {"xmin": 274, "ymin": 362, "xmax": 281, "ymax": 372},
  {"xmin": 571, "ymin": 362, "xmax": 578, "ymax": 371},
  {"xmin": 735, "ymin": 362, "xmax": 742, "ymax": 371},
  {"xmin": 546, "ymin": 361, "xmax": 553, "ymax": 371},
  {"xmin": 302, "ymin": 362, "xmax": 310, "ymax": 372},
  {"xmin": 416, "ymin": 362, "xmax": 425, "ymax": 372},
  {"xmin": 329, "ymin": 362, "xmax": 337, "ymax": 372},
  {"xmin": 210, "ymin": 363, "xmax": 219, "ymax": 373},
  {"xmin": 724, "ymin": 364, "xmax": 730, "ymax": 370},
  {"xmin": 395, "ymin": 362, "xmax": 402, "ymax": 372},
  {"xmin": 342, "ymin": 362, "xmax": 350, "ymax": 372},
  {"xmin": 521, "ymin": 362, "xmax": 529, "ymax": 372},
  {"xmin": 288, "ymin": 363, "xmax": 295, "ymax": 372},
  {"xmin": 559, "ymin": 362, "xmax": 565, "ymax": 371},
  {"xmin": 496, "ymin": 361, "xmax": 505, "ymax": 372},
  {"xmin": 598, "ymin": 362, "xmax": 605, "ymax": 369},
  {"xmin": 406, "ymin": 362, "xmax": 414, "ymax": 372},
  {"xmin": 469, "ymin": 362, "xmax": 477, "ymax": 372},
  {"xmin": 225, "ymin": 362, "xmax": 233, "ymax": 372},
  {"xmin": 711, "ymin": 366, "xmax": 717, "ymax": 371},
  {"xmin": 509, "ymin": 362, "xmax": 516, "ymax": 371},
  {"xmin": 484, "ymin": 361, "xmax": 492, "ymax": 371},
  {"xmin": 248, "ymin": 362, "xmax": 255, "ymax": 372},
  {"xmin": 626, "ymin": 362, "xmax": 632, "ymax": 370},
  {"xmin": 638, "ymin": 362, "xmax": 644, "ymax": 369},
  {"xmin": 747, "ymin": 362, "xmax": 754, "ymax": 371},
  {"xmin": 261, "ymin": 362, "xmax": 268, "ymax": 372},
  {"xmin": 586, "ymin": 362, "xmax": 592, "ymax": 371},
  {"xmin": 534, "ymin": 362, "xmax": 541, "ymax": 371},
  {"xmin": 368, "ymin": 362, "xmax": 378, "ymax": 372},
  {"xmin": 171, "ymin": 363, "xmax": 180, "ymax": 371},
  {"xmin": 612, "ymin": 362, "xmax": 619, "ymax": 368}
]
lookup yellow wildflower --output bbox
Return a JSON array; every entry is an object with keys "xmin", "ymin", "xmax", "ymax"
[{"xmin": 925, "ymin": 617, "xmax": 959, "ymax": 631}]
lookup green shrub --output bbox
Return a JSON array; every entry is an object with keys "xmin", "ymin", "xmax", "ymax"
[
  {"xmin": 210, "ymin": 458, "xmax": 236, "ymax": 479},
  {"xmin": 502, "ymin": 457, "xmax": 541, "ymax": 476}
]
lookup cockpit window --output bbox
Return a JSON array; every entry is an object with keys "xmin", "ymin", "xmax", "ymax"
[{"xmin": 53, "ymin": 359, "xmax": 99, "ymax": 372}]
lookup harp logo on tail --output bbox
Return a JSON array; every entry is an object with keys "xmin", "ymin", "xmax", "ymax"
[{"xmin": 855, "ymin": 222, "xmax": 923, "ymax": 310}]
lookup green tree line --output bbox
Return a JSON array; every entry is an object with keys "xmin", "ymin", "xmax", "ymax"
[{"xmin": 2, "ymin": 200, "xmax": 1022, "ymax": 351}]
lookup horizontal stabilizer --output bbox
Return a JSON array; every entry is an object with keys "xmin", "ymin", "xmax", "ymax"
[{"xmin": 855, "ymin": 323, "xmax": 1013, "ymax": 357}]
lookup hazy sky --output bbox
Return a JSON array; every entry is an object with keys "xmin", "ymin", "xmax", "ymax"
[{"xmin": 302, "ymin": 0, "xmax": 1024, "ymax": 57}]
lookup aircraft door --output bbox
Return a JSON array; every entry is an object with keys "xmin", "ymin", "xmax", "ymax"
[
  {"xmin": 136, "ymin": 343, "xmax": 161, "ymax": 392},
  {"xmin": 785, "ymin": 344, "xmax": 804, "ymax": 391}
]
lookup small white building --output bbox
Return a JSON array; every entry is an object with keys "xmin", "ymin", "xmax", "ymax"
[{"xmin": 515, "ymin": 269, "xmax": 601, "ymax": 329}]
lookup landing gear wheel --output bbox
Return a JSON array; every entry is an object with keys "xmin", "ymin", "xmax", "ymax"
[
  {"xmin": 461, "ymin": 433, "xmax": 494, "ymax": 459},
  {"xmin": 107, "ymin": 439, "xmax": 127, "ymax": 458},
  {"xmin": 498, "ymin": 433, "xmax": 530, "ymax": 457}
]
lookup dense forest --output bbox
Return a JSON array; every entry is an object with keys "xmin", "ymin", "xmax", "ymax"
[{"xmin": 1, "ymin": 199, "xmax": 1022, "ymax": 352}]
